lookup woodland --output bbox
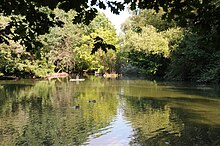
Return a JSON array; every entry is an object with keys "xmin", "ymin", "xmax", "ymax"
[{"xmin": 0, "ymin": 0, "xmax": 220, "ymax": 82}]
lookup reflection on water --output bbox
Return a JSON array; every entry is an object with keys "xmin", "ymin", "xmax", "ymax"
[
  {"xmin": 0, "ymin": 78, "xmax": 220, "ymax": 145},
  {"xmin": 86, "ymin": 108, "xmax": 133, "ymax": 146}
]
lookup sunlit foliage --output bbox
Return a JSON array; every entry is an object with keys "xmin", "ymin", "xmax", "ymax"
[
  {"xmin": 0, "ymin": 10, "xmax": 119, "ymax": 77},
  {"xmin": 119, "ymin": 9, "xmax": 183, "ymax": 77}
]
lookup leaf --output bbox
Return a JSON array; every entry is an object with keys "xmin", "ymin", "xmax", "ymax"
[
  {"xmin": 91, "ymin": 36, "xmax": 116, "ymax": 54},
  {"xmin": 91, "ymin": 0, "xmax": 98, "ymax": 6},
  {"xmin": 99, "ymin": 1, "xmax": 106, "ymax": 9}
]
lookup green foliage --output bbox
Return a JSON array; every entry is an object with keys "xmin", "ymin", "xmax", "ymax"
[
  {"xmin": 127, "ymin": 50, "xmax": 170, "ymax": 77},
  {"xmin": 121, "ymin": 9, "xmax": 176, "ymax": 32},
  {"xmin": 167, "ymin": 31, "xmax": 220, "ymax": 82},
  {"xmin": 1, "ymin": 0, "xmax": 219, "ymax": 53},
  {"xmin": 2, "ymin": 10, "xmax": 119, "ymax": 78},
  {"xmin": 0, "ymin": 43, "xmax": 55, "ymax": 78},
  {"xmin": 1, "ymin": 0, "xmax": 219, "ymax": 82},
  {"xmin": 75, "ymin": 13, "xmax": 119, "ymax": 73},
  {"xmin": 39, "ymin": 10, "xmax": 119, "ymax": 74},
  {"xmin": 124, "ymin": 26, "xmax": 170, "ymax": 57},
  {"xmin": 120, "ymin": 18, "xmax": 179, "ymax": 77},
  {"xmin": 38, "ymin": 9, "xmax": 81, "ymax": 73},
  {"xmin": 91, "ymin": 36, "xmax": 116, "ymax": 54},
  {"xmin": 0, "ymin": 0, "xmax": 95, "ymax": 51},
  {"xmin": 120, "ymin": 6, "xmax": 220, "ymax": 82},
  {"xmin": 162, "ymin": 28, "xmax": 184, "ymax": 52}
]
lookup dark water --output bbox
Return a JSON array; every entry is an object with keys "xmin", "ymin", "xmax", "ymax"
[{"xmin": 0, "ymin": 77, "xmax": 220, "ymax": 146}]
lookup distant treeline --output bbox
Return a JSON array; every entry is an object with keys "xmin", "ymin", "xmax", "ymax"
[{"xmin": 1, "ymin": 7, "xmax": 220, "ymax": 83}]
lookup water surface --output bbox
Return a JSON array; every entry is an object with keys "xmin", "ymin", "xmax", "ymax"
[{"xmin": 0, "ymin": 78, "xmax": 220, "ymax": 145}]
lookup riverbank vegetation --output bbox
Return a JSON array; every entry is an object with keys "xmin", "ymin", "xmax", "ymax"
[
  {"xmin": 0, "ymin": 0, "xmax": 220, "ymax": 83},
  {"xmin": 0, "ymin": 10, "xmax": 119, "ymax": 78}
]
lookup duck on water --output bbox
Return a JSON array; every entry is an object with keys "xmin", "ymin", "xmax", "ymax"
[
  {"xmin": 88, "ymin": 100, "xmax": 96, "ymax": 103},
  {"xmin": 72, "ymin": 104, "xmax": 80, "ymax": 109}
]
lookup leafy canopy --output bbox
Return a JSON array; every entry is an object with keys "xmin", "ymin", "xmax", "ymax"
[{"xmin": 1, "ymin": 0, "xmax": 219, "ymax": 52}]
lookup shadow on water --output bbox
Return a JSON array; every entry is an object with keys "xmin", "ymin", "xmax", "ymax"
[
  {"xmin": 122, "ymin": 94, "xmax": 220, "ymax": 146},
  {"xmin": 158, "ymin": 81, "xmax": 220, "ymax": 99}
]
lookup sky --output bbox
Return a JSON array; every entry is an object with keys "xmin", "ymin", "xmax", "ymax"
[{"xmin": 98, "ymin": 7, "xmax": 131, "ymax": 34}]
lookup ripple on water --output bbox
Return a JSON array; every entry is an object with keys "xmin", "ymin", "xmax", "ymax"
[{"xmin": 85, "ymin": 111, "xmax": 133, "ymax": 146}]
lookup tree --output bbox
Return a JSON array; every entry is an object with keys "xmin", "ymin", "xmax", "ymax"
[
  {"xmin": 39, "ymin": 9, "xmax": 84, "ymax": 73},
  {"xmin": 0, "ymin": 9, "xmax": 119, "ymax": 77},
  {"xmin": 0, "ymin": 0, "xmax": 122, "ymax": 53},
  {"xmin": 121, "ymin": 9, "xmax": 176, "ymax": 33},
  {"xmin": 1, "ymin": 0, "xmax": 219, "ymax": 53},
  {"xmin": 77, "ymin": 13, "xmax": 119, "ymax": 73},
  {"xmin": 119, "ymin": 8, "xmax": 184, "ymax": 77},
  {"xmin": 121, "ymin": 25, "xmax": 171, "ymax": 77},
  {"xmin": 0, "ymin": 41, "xmax": 55, "ymax": 78},
  {"xmin": 39, "ymin": 11, "xmax": 118, "ymax": 74},
  {"xmin": 167, "ymin": 30, "xmax": 220, "ymax": 82}
]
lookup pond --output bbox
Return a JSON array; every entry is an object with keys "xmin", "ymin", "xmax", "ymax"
[{"xmin": 0, "ymin": 77, "xmax": 220, "ymax": 146}]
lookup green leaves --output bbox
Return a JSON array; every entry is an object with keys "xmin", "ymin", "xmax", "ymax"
[
  {"xmin": 1, "ymin": 0, "xmax": 219, "ymax": 54},
  {"xmin": 124, "ymin": 26, "xmax": 170, "ymax": 57},
  {"xmin": 120, "ymin": 9, "xmax": 183, "ymax": 78},
  {"xmin": 99, "ymin": 1, "xmax": 106, "ymax": 9},
  {"xmin": 91, "ymin": 0, "xmax": 98, "ymax": 6},
  {"xmin": 167, "ymin": 30, "xmax": 220, "ymax": 82},
  {"xmin": 73, "ymin": 8, "xmax": 98, "ymax": 25},
  {"xmin": 107, "ymin": 1, "xmax": 124, "ymax": 14},
  {"xmin": 91, "ymin": 36, "xmax": 116, "ymax": 54},
  {"xmin": 127, "ymin": 49, "xmax": 169, "ymax": 77},
  {"xmin": 0, "ymin": 42, "xmax": 55, "ymax": 78},
  {"xmin": 38, "ymin": 10, "xmax": 118, "ymax": 74}
]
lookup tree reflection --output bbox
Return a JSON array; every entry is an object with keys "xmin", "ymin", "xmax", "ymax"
[
  {"xmin": 123, "ymin": 95, "xmax": 220, "ymax": 146},
  {"xmin": 1, "ymin": 79, "xmax": 220, "ymax": 145},
  {"xmin": 0, "ymin": 78, "xmax": 119, "ymax": 145},
  {"xmin": 122, "ymin": 95, "xmax": 183, "ymax": 145}
]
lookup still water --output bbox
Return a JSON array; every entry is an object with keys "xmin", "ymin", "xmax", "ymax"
[{"xmin": 0, "ymin": 77, "xmax": 220, "ymax": 146}]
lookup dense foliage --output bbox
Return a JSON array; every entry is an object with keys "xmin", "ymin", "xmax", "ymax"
[
  {"xmin": 1, "ymin": 0, "xmax": 220, "ymax": 82},
  {"xmin": 1, "ymin": 0, "xmax": 219, "ymax": 52},
  {"xmin": 168, "ymin": 31, "xmax": 220, "ymax": 82},
  {"xmin": 119, "ymin": 9, "xmax": 183, "ymax": 78},
  {"xmin": 119, "ymin": 7, "xmax": 220, "ymax": 82},
  {"xmin": 0, "ymin": 11, "xmax": 118, "ymax": 78}
]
